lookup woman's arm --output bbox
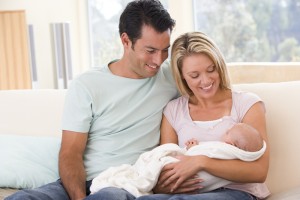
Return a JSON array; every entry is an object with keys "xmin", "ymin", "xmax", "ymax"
[
  {"xmin": 203, "ymin": 101, "xmax": 269, "ymax": 182},
  {"xmin": 160, "ymin": 114, "xmax": 178, "ymax": 144},
  {"xmin": 153, "ymin": 115, "xmax": 202, "ymax": 194},
  {"xmin": 162, "ymin": 102, "xmax": 270, "ymax": 192}
]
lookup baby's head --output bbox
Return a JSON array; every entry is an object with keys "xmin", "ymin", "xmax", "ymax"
[{"xmin": 222, "ymin": 123, "xmax": 264, "ymax": 152}]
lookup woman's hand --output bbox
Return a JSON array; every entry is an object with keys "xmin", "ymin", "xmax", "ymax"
[{"xmin": 154, "ymin": 155, "xmax": 204, "ymax": 193}]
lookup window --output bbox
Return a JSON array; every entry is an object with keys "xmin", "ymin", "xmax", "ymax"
[
  {"xmin": 88, "ymin": 0, "xmax": 168, "ymax": 67},
  {"xmin": 193, "ymin": 0, "xmax": 300, "ymax": 62}
]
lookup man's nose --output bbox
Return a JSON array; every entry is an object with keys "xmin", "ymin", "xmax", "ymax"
[{"xmin": 153, "ymin": 51, "xmax": 167, "ymax": 66}]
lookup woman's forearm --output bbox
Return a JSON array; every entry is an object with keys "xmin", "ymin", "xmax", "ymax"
[{"xmin": 199, "ymin": 155, "xmax": 269, "ymax": 183}]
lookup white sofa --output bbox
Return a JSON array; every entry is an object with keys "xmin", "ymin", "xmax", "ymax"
[{"xmin": 1, "ymin": 81, "xmax": 300, "ymax": 200}]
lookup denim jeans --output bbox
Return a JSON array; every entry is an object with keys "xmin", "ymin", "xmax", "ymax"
[
  {"xmin": 135, "ymin": 188, "xmax": 257, "ymax": 200},
  {"xmin": 5, "ymin": 180, "xmax": 256, "ymax": 200},
  {"xmin": 4, "ymin": 179, "xmax": 135, "ymax": 200}
]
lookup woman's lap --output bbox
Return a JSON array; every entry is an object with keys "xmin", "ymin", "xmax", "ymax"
[
  {"xmin": 136, "ymin": 188, "xmax": 257, "ymax": 200},
  {"xmin": 5, "ymin": 182, "xmax": 256, "ymax": 200}
]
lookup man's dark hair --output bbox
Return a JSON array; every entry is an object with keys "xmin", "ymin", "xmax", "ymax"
[{"xmin": 119, "ymin": 0, "xmax": 175, "ymax": 47}]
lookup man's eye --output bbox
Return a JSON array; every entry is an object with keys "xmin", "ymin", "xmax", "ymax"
[{"xmin": 147, "ymin": 49, "xmax": 155, "ymax": 54}]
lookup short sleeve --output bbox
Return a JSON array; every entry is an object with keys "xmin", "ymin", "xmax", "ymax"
[
  {"xmin": 62, "ymin": 79, "xmax": 93, "ymax": 133},
  {"xmin": 163, "ymin": 100, "xmax": 176, "ymax": 128},
  {"xmin": 233, "ymin": 91, "xmax": 266, "ymax": 121},
  {"xmin": 163, "ymin": 97, "xmax": 187, "ymax": 130}
]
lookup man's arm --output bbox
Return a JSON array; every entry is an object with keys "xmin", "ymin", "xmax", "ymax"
[{"xmin": 59, "ymin": 130, "xmax": 88, "ymax": 200}]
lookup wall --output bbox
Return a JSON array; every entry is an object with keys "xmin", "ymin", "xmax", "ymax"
[
  {"xmin": 0, "ymin": 0, "xmax": 195, "ymax": 89},
  {"xmin": 0, "ymin": 0, "xmax": 90, "ymax": 89},
  {"xmin": 168, "ymin": 0, "xmax": 194, "ymax": 43},
  {"xmin": 2, "ymin": 0, "xmax": 299, "ymax": 88}
]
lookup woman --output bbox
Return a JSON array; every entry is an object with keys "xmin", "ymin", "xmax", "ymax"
[{"xmin": 137, "ymin": 32, "xmax": 270, "ymax": 200}]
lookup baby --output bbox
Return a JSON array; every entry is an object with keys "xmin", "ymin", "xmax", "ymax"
[
  {"xmin": 90, "ymin": 123, "xmax": 266, "ymax": 197},
  {"xmin": 186, "ymin": 122, "xmax": 264, "ymax": 152}
]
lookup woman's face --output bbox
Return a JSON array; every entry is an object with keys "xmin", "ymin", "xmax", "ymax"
[{"xmin": 181, "ymin": 53, "xmax": 220, "ymax": 99}]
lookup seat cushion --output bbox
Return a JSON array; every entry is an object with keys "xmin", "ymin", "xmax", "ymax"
[
  {"xmin": 0, "ymin": 188, "xmax": 19, "ymax": 200},
  {"xmin": 267, "ymin": 186, "xmax": 300, "ymax": 200}
]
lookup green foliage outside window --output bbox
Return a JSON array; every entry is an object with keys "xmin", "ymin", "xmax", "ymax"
[{"xmin": 193, "ymin": 0, "xmax": 300, "ymax": 62}]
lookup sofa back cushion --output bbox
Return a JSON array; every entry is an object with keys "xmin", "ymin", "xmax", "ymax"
[
  {"xmin": 0, "ymin": 89, "xmax": 66, "ymax": 189},
  {"xmin": 234, "ymin": 81, "xmax": 300, "ymax": 194},
  {"xmin": 1, "ymin": 82, "xmax": 300, "ymax": 193},
  {"xmin": 0, "ymin": 89, "xmax": 66, "ymax": 137}
]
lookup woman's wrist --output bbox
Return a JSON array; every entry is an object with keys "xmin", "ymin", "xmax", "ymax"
[{"xmin": 196, "ymin": 155, "xmax": 209, "ymax": 171}]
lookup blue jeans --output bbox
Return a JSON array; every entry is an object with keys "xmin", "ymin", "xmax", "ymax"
[
  {"xmin": 5, "ymin": 179, "xmax": 135, "ymax": 200},
  {"xmin": 5, "ymin": 180, "xmax": 256, "ymax": 200},
  {"xmin": 135, "ymin": 188, "xmax": 257, "ymax": 200}
]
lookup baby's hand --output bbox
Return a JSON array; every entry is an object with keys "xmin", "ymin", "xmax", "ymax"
[{"xmin": 185, "ymin": 138, "xmax": 199, "ymax": 149}]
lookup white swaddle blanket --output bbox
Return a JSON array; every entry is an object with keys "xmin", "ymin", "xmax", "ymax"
[{"xmin": 90, "ymin": 141, "xmax": 266, "ymax": 197}]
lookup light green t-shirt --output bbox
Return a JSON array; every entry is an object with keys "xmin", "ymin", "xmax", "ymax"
[{"xmin": 62, "ymin": 61, "xmax": 178, "ymax": 180}]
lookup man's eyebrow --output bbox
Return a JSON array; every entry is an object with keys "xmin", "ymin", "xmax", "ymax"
[
  {"xmin": 145, "ymin": 45, "xmax": 170, "ymax": 50},
  {"xmin": 163, "ymin": 45, "xmax": 171, "ymax": 50}
]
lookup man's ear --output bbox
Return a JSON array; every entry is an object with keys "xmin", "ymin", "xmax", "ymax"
[{"xmin": 120, "ymin": 32, "xmax": 131, "ymax": 48}]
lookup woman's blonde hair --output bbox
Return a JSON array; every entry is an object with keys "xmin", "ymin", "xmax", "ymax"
[{"xmin": 171, "ymin": 31, "xmax": 231, "ymax": 96}]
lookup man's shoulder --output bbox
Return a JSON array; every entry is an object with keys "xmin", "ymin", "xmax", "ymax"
[
  {"xmin": 73, "ymin": 66, "xmax": 110, "ymax": 82},
  {"xmin": 160, "ymin": 59, "xmax": 171, "ymax": 74},
  {"xmin": 157, "ymin": 60, "xmax": 177, "ymax": 89}
]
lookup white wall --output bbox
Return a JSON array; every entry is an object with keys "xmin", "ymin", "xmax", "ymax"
[
  {"xmin": 0, "ymin": 0, "xmax": 194, "ymax": 89},
  {"xmin": 0, "ymin": 0, "xmax": 90, "ymax": 89},
  {"xmin": 168, "ymin": 0, "xmax": 194, "ymax": 43}
]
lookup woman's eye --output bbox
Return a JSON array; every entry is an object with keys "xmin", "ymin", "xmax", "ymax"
[
  {"xmin": 190, "ymin": 74, "xmax": 199, "ymax": 78},
  {"xmin": 208, "ymin": 66, "xmax": 215, "ymax": 73}
]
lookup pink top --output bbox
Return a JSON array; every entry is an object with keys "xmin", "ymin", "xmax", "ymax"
[{"xmin": 163, "ymin": 90, "xmax": 270, "ymax": 199}]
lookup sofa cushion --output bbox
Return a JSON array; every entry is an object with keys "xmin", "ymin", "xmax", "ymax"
[
  {"xmin": 234, "ymin": 81, "xmax": 300, "ymax": 195},
  {"xmin": 0, "ymin": 89, "xmax": 66, "ymax": 137},
  {"xmin": 0, "ymin": 188, "xmax": 19, "ymax": 199},
  {"xmin": 0, "ymin": 134, "xmax": 60, "ymax": 189},
  {"xmin": 267, "ymin": 186, "xmax": 300, "ymax": 200}
]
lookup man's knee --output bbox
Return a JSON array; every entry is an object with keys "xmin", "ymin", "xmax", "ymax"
[
  {"xmin": 5, "ymin": 189, "xmax": 50, "ymax": 200},
  {"xmin": 5, "ymin": 181, "xmax": 69, "ymax": 200},
  {"xmin": 88, "ymin": 187, "xmax": 135, "ymax": 200}
]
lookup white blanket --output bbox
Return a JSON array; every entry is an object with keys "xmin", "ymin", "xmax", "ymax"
[{"xmin": 90, "ymin": 141, "xmax": 266, "ymax": 197}]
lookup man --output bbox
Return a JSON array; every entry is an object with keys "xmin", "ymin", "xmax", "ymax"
[{"xmin": 6, "ymin": 0, "xmax": 178, "ymax": 200}]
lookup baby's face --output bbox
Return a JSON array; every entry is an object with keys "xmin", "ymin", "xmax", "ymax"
[{"xmin": 221, "ymin": 128, "xmax": 239, "ymax": 147}]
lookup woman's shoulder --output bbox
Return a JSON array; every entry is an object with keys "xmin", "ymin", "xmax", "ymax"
[
  {"xmin": 167, "ymin": 95, "xmax": 188, "ymax": 106},
  {"xmin": 164, "ymin": 95, "xmax": 189, "ymax": 114},
  {"xmin": 232, "ymin": 90, "xmax": 262, "ymax": 102},
  {"xmin": 231, "ymin": 90, "xmax": 265, "ymax": 118}
]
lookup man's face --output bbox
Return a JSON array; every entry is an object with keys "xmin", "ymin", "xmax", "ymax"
[{"xmin": 126, "ymin": 25, "xmax": 171, "ymax": 79}]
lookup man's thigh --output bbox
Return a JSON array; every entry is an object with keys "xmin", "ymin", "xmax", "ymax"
[
  {"xmin": 5, "ymin": 180, "xmax": 69, "ymax": 200},
  {"xmin": 85, "ymin": 187, "xmax": 136, "ymax": 200}
]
